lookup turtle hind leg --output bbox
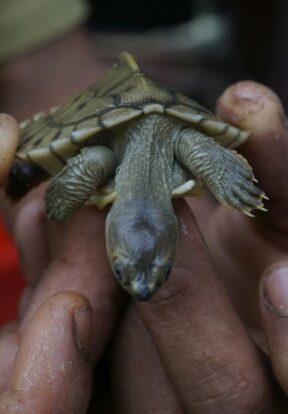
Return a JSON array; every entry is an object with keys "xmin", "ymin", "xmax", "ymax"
[
  {"xmin": 45, "ymin": 146, "xmax": 117, "ymax": 221},
  {"xmin": 175, "ymin": 129, "xmax": 266, "ymax": 215},
  {"xmin": 5, "ymin": 160, "xmax": 49, "ymax": 202}
]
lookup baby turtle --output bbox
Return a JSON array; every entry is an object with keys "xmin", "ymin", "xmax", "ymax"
[{"xmin": 5, "ymin": 52, "xmax": 266, "ymax": 301}]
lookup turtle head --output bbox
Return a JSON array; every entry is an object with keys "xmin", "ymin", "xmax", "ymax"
[{"xmin": 106, "ymin": 201, "xmax": 178, "ymax": 301}]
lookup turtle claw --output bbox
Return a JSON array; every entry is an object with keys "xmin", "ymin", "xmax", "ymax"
[
  {"xmin": 242, "ymin": 202, "xmax": 268, "ymax": 217},
  {"xmin": 242, "ymin": 202, "xmax": 268, "ymax": 218},
  {"xmin": 242, "ymin": 210, "xmax": 255, "ymax": 218},
  {"xmin": 257, "ymin": 205, "xmax": 268, "ymax": 212},
  {"xmin": 205, "ymin": 150, "xmax": 267, "ymax": 216},
  {"xmin": 211, "ymin": 171, "xmax": 265, "ymax": 215}
]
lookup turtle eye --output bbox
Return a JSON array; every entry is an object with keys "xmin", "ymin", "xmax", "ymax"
[
  {"xmin": 113, "ymin": 263, "xmax": 123, "ymax": 282},
  {"xmin": 113, "ymin": 261, "xmax": 131, "ymax": 286}
]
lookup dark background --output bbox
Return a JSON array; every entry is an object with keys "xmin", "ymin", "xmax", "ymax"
[{"xmin": 88, "ymin": 0, "xmax": 287, "ymax": 110}]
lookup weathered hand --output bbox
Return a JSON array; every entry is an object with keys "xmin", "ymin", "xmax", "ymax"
[
  {"xmin": 0, "ymin": 291, "xmax": 93, "ymax": 414},
  {"xmin": 2, "ymin": 80, "xmax": 288, "ymax": 413},
  {"xmin": 0, "ymin": 115, "xmax": 122, "ymax": 413},
  {"xmin": 109, "ymin": 82, "xmax": 288, "ymax": 413},
  {"xmin": 111, "ymin": 201, "xmax": 286, "ymax": 413},
  {"xmin": 199, "ymin": 81, "xmax": 288, "ymax": 389},
  {"xmin": 0, "ymin": 207, "xmax": 122, "ymax": 413}
]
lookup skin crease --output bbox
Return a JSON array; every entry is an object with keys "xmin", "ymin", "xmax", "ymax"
[{"xmin": 1, "ymin": 30, "xmax": 288, "ymax": 412}]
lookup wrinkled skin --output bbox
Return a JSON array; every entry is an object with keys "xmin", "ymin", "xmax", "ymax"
[{"xmin": 1, "ymin": 30, "xmax": 288, "ymax": 412}]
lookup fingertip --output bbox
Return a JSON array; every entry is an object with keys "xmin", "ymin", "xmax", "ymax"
[
  {"xmin": 217, "ymin": 81, "xmax": 288, "ymax": 212},
  {"xmin": 11, "ymin": 291, "xmax": 92, "ymax": 413},
  {"xmin": 261, "ymin": 264, "xmax": 288, "ymax": 317},
  {"xmin": 18, "ymin": 290, "xmax": 92, "ymax": 341},
  {"xmin": 216, "ymin": 81, "xmax": 284, "ymax": 135},
  {"xmin": 0, "ymin": 114, "xmax": 19, "ymax": 186}
]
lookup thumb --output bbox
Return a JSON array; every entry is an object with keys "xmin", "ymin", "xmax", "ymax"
[
  {"xmin": 0, "ymin": 291, "xmax": 92, "ymax": 414},
  {"xmin": 0, "ymin": 114, "xmax": 19, "ymax": 186},
  {"xmin": 216, "ymin": 81, "xmax": 288, "ymax": 230}
]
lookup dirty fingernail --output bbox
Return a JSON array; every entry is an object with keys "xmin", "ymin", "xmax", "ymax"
[
  {"xmin": 263, "ymin": 265, "xmax": 288, "ymax": 317},
  {"xmin": 73, "ymin": 306, "xmax": 92, "ymax": 361}
]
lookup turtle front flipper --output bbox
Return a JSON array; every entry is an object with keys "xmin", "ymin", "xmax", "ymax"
[
  {"xmin": 45, "ymin": 146, "xmax": 117, "ymax": 221},
  {"xmin": 175, "ymin": 129, "xmax": 266, "ymax": 216}
]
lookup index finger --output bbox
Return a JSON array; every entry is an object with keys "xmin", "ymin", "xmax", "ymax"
[
  {"xmin": 0, "ymin": 114, "xmax": 19, "ymax": 186},
  {"xmin": 18, "ymin": 207, "xmax": 123, "ymax": 362},
  {"xmin": 137, "ymin": 200, "xmax": 275, "ymax": 413}
]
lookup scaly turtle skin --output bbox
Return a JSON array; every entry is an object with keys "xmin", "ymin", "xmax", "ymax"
[{"xmin": 5, "ymin": 52, "xmax": 266, "ymax": 301}]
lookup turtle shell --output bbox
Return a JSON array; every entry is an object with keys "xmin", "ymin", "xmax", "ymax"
[{"xmin": 16, "ymin": 52, "xmax": 249, "ymax": 176}]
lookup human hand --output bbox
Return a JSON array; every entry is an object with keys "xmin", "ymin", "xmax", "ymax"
[
  {"xmin": 108, "ymin": 82, "xmax": 288, "ymax": 413},
  {"xmin": 2, "ymin": 78, "xmax": 288, "ymax": 413},
  {"xmin": 197, "ymin": 81, "xmax": 288, "ymax": 386},
  {"xmin": 0, "ymin": 115, "xmax": 123, "ymax": 413},
  {"xmin": 110, "ymin": 201, "xmax": 286, "ymax": 413}
]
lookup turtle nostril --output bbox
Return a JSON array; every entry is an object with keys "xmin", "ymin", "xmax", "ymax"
[{"xmin": 132, "ymin": 280, "xmax": 153, "ymax": 302}]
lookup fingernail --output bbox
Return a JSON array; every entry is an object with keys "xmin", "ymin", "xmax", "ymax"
[
  {"xmin": 73, "ymin": 306, "xmax": 92, "ymax": 361},
  {"xmin": 263, "ymin": 265, "xmax": 288, "ymax": 317}
]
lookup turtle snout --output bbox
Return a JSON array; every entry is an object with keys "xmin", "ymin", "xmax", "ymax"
[
  {"xmin": 130, "ymin": 264, "xmax": 173, "ymax": 301},
  {"xmin": 131, "ymin": 274, "xmax": 154, "ymax": 302}
]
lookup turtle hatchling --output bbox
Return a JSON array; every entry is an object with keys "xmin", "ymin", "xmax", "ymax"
[{"xmin": 5, "ymin": 52, "xmax": 266, "ymax": 301}]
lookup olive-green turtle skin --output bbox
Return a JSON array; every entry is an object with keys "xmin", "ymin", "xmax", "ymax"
[{"xmin": 5, "ymin": 52, "xmax": 266, "ymax": 301}]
